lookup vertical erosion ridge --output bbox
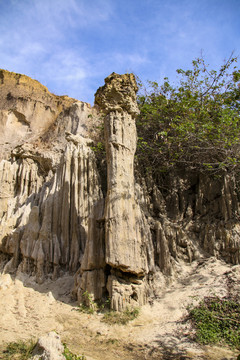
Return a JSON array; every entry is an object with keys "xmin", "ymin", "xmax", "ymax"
[{"xmin": 93, "ymin": 73, "xmax": 154, "ymax": 310}]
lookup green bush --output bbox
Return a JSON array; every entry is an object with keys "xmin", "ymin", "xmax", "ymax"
[
  {"xmin": 136, "ymin": 54, "xmax": 240, "ymax": 175},
  {"xmin": 188, "ymin": 296, "xmax": 240, "ymax": 349}
]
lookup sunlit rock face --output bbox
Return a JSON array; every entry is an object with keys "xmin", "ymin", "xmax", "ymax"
[
  {"xmin": 0, "ymin": 69, "xmax": 239, "ymax": 312},
  {"xmin": 0, "ymin": 69, "xmax": 102, "ymax": 285},
  {"xmin": 93, "ymin": 73, "xmax": 155, "ymax": 310}
]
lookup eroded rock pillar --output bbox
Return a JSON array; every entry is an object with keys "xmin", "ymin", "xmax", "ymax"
[{"xmin": 95, "ymin": 73, "xmax": 154, "ymax": 310}]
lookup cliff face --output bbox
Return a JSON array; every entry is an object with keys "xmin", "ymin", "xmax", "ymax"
[
  {"xmin": 0, "ymin": 69, "xmax": 101, "ymax": 283},
  {"xmin": 0, "ymin": 69, "xmax": 239, "ymax": 311}
]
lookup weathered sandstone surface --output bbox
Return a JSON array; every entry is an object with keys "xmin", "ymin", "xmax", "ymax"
[
  {"xmin": 30, "ymin": 332, "xmax": 65, "ymax": 360},
  {"xmin": 0, "ymin": 69, "xmax": 239, "ymax": 311}
]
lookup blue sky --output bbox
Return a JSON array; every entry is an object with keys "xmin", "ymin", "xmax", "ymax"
[{"xmin": 0, "ymin": 0, "xmax": 239, "ymax": 104}]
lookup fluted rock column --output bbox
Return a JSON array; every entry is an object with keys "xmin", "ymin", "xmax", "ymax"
[{"xmin": 95, "ymin": 73, "xmax": 154, "ymax": 310}]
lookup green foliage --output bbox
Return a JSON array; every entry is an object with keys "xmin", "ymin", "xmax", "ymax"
[
  {"xmin": 77, "ymin": 291, "xmax": 110, "ymax": 314},
  {"xmin": 136, "ymin": 53, "xmax": 240, "ymax": 175},
  {"xmin": 79, "ymin": 290, "xmax": 97, "ymax": 314},
  {"xmin": 102, "ymin": 307, "xmax": 140, "ymax": 325},
  {"xmin": 91, "ymin": 141, "xmax": 105, "ymax": 154},
  {"xmin": 0, "ymin": 339, "xmax": 86, "ymax": 360},
  {"xmin": 63, "ymin": 344, "xmax": 86, "ymax": 360},
  {"xmin": 1, "ymin": 339, "xmax": 35, "ymax": 359},
  {"xmin": 188, "ymin": 296, "xmax": 240, "ymax": 349},
  {"xmin": 90, "ymin": 119, "xmax": 106, "ymax": 158},
  {"xmin": 77, "ymin": 292, "xmax": 139, "ymax": 325}
]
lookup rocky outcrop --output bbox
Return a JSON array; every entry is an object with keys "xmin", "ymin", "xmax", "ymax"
[
  {"xmin": 0, "ymin": 69, "xmax": 98, "ymax": 163},
  {"xmin": 94, "ymin": 73, "xmax": 154, "ymax": 310},
  {"xmin": 31, "ymin": 332, "xmax": 65, "ymax": 360},
  {"xmin": 0, "ymin": 69, "xmax": 103, "ymax": 286},
  {"xmin": 139, "ymin": 170, "xmax": 240, "ymax": 271},
  {"xmin": 0, "ymin": 136, "xmax": 102, "ymax": 283},
  {"xmin": 0, "ymin": 69, "xmax": 239, "ymax": 312}
]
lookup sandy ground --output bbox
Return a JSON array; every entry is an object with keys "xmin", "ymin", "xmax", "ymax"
[{"xmin": 0, "ymin": 257, "xmax": 239, "ymax": 360}]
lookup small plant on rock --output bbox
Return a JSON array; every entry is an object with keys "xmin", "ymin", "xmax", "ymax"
[{"xmin": 77, "ymin": 291, "xmax": 110, "ymax": 315}]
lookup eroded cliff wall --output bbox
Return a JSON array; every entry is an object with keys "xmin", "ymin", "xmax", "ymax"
[
  {"xmin": 0, "ymin": 69, "xmax": 102, "ymax": 283},
  {"xmin": 0, "ymin": 69, "xmax": 239, "ymax": 311}
]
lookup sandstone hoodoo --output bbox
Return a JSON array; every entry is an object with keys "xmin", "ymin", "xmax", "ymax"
[
  {"xmin": 94, "ymin": 73, "xmax": 154, "ymax": 310},
  {"xmin": 0, "ymin": 69, "xmax": 239, "ymax": 312}
]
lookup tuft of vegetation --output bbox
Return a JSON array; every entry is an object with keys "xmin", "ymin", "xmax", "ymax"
[
  {"xmin": 77, "ymin": 290, "xmax": 97, "ymax": 314},
  {"xmin": 0, "ymin": 339, "xmax": 86, "ymax": 360},
  {"xmin": 102, "ymin": 307, "xmax": 140, "ymax": 325},
  {"xmin": 0, "ymin": 339, "xmax": 35, "ymax": 359},
  {"xmin": 136, "ymin": 53, "xmax": 240, "ymax": 176},
  {"xmin": 0, "ymin": 340, "xmax": 86, "ymax": 360},
  {"xmin": 90, "ymin": 119, "xmax": 106, "ymax": 158},
  {"xmin": 91, "ymin": 140, "xmax": 105, "ymax": 155},
  {"xmin": 63, "ymin": 343, "xmax": 86, "ymax": 360},
  {"xmin": 188, "ymin": 296, "xmax": 240, "ymax": 349},
  {"xmin": 77, "ymin": 292, "xmax": 139, "ymax": 325},
  {"xmin": 76, "ymin": 291, "xmax": 111, "ymax": 315}
]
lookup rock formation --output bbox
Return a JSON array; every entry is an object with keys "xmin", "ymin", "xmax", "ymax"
[
  {"xmin": 31, "ymin": 332, "xmax": 65, "ymax": 360},
  {"xmin": 0, "ymin": 69, "xmax": 102, "ymax": 285},
  {"xmin": 94, "ymin": 73, "xmax": 154, "ymax": 310},
  {"xmin": 0, "ymin": 69, "xmax": 239, "ymax": 312}
]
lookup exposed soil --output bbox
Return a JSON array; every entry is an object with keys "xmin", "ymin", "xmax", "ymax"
[{"xmin": 0, "ymin": 257, "xmax": 239, "ymax": 360}]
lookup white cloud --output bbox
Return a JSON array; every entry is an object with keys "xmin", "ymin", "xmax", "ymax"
[
  {"xmin": 113, "ymin": 53, "xmax": 150, "ymax": 67},
  {"xmin": 41, "ymin": 51, "xmax": 89, "ymax": 82},
  {"xmin": 28, "ymin": 0, "xmax": 113, "ymax": 31}
]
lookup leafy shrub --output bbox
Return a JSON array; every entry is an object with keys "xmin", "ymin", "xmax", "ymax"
[
  {"xmin": 188, "ymin": 296, "xmax": 240, "ymax": 349},
  {"xmin": 136, "ymin": 54, "xmax": 240, "ymax": 175}
]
